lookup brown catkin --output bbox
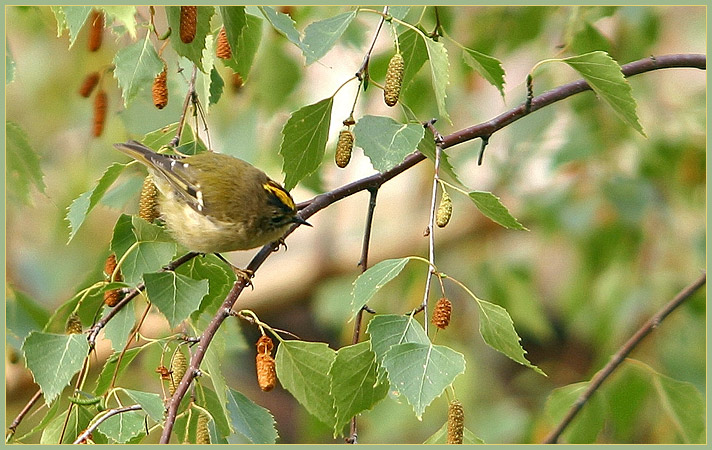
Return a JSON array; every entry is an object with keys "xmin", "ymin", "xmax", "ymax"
[
  {"xmin": 88, "ymin": 10, "xmax": 104, "ymax": 52},
  {"xmin": 152, "ymin": 67, "xmax": 168, "ymax": 109},
  {"xmin": 216, "ymin": 26, "xmax": 232, "ymax": 59},
  {"xmin": 232, "ymin": 72, "xmax": 244, "ymax": 91},
  {"xmin": 447, "ymin": 400, "xmax": 464, "ymax": 444},
  {"xmin": 256, "ymin": 335, "xmax": 274, "ymax": 355},
  {"xmin": 169, "ymin": 349, "xmax": 188, "ymax": 396},
  {"xmin": 105, "ymin": 254, "xmax": 122, "ymax": 282},
  {"xmin": 66, "ymin": 313, "xmax": 83, "ymax": 335},
  {"xmin": 179, "ymin": 6, "xmax": 197, "ymax": 43},
  {"xmin": 103, "ymin": 289, "xmax": 122, "ymax": 307},
  {"xmin": 139, "ymin": 176, "xmax": 160, "ymax": 222},
  {"xmin": 436, "ymin": 191, "xmax": 452, "ymax": 228},
  {"xmin": 432, "ymin": 297, "xmax": 452, "ymax": 330},
  {"xmin": 335, "ymin": 129, "xmax": 354, "ymax": 168},
  {"xmin": 79, "ymin": 72, "xmax": 100, "ymax": 98},
  {"xmin": 196, "ymin": 412, "xmax": 211, "ymax": 444},
  {"xmin": 256, "ymin": 353, "xmax": 277, "ymax": 392},
  {"xmin": 92, "ymin": 89, "xmax": 107, "ymax": 137},
  {"xmin": 384, "ymin": 52, "xmax": 404, "ymax": 107}
]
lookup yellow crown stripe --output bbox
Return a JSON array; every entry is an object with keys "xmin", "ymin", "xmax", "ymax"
[{"xmin": 263, "ymin": 181, "xmax": 295, "ymax": 210}]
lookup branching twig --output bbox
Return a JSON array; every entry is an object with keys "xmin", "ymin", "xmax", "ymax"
[
  {"xmin": 169, "ymin": 65, "xmax": 198, "ymax": 148},
  {"xmin": 72, "ymin": 404, "xmax": 143, "ymax": 444},
  {"xmin": 346, "ymin": 187, "xmax": 379, "ymax": 444},
  {"xmin": 542, "ymin": 272, "xmax": 706, "ymax": 444}
]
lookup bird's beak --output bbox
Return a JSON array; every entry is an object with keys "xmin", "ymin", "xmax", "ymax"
[{"xmin": 292, "ymin": 215, "xmax": 312, "ymax": 227}]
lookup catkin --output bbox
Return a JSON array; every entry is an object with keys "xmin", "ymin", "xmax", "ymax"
[
  {"xmin": 169, "ymin": 349, "xmax": 188, "ymax": 396},
  {"xmin": 139, "ymin": 176, "xmax": 160, "ymax": 222},
  {"xmin": 103, "ymin": 289, "xmax": 122, "ymax": 307},
  {"xmin": 179, "ymin": 6, "xmax": 197, "ymax": 43},
  {"xmin": 384, "ymin": 52, "xmax": 404, "ymax": 107},
  {"xmin": 88, "ymin": 10, "xmax": 104, "ymax": 52},
  {"xmin": 152, "ymin": 67, "xmax": 168, "ymax": 109},
  {"xmin": 447, "ymin": 400, "xmax": 464, "ymax": 444},
  {"xmin": 92, "ymin": 89, "xmax": 107, "ymax": 137},
  {"xmin": 256, "ymin": 353, "xmax": 277, "ymax": 392},
  {"xmin": 216, "ymin": 26, "xmax": 232, "ymax": 59},
  {"xmin": 335, "ymin": 129, "xmax": 354, "ymax": 168},
  {"xmin": 66, "ymin": 313, "xmax": 83, "ymax": 335},
  {"xmin": 196, "ymin": 412, "xmax": 211, "ymax": 444},
  {"xmin": 79, "ymin": 72, "xmax": 100, "ymax": 98},
  {"xmin": 431, "ymin": 297, "xmax": 452, "ymax": 330},
  {"xmin": 232, "ymin": 72, "xmax": 244, "ymax": 91},
  {"xmin": 104, "ymin": 254, "xmax": 122, "ymax": 282},
  {"xmin": 436, "ymin": 191, "xmax": 452, "ymax": 228}
]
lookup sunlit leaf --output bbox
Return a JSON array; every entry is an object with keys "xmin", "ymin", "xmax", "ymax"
[{"xmin": 353, "ymin": 115, "xmax": 424, "ymax": 173}]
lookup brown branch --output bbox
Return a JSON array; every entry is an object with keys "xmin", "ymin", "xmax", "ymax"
[
  {"xmin": 154, "ymin": 52, "xmax": 704, "ymax": 443},
  {"xmin": 5, "ymin": 389, "xmax": 42, "ymax": 441},
  {"xmin": 542, "ymin": 272, "xmax": 706, "ymax": 444}
]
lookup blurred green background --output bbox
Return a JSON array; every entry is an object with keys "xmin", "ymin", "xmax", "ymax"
[{"xmin": 5, "ymin": 5, "xmax": 706, "ymax": 444}]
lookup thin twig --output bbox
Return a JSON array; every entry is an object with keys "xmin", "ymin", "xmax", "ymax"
[
  {"xmin": 542, "ymin": 272, "xmax": 706, "ymax": 444},
  {"xmin": 347, "ymin": 187, "xmax": 379, "ymax": 444},
  {"xmin": 72, "ymin": 404, "xmax": 142, "ymax": 444},
  {"xmin": 6, "ymin": 389, "xmax": 42, "ymax": 441},
  {"xmin": 170, "ymin": 65, "xmax": 198, "ymax": 148}
]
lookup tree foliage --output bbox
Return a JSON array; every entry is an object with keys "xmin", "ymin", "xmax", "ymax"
[{"xmin": 5, "ymin": 5, "xmax": 706, "ymax": 445}]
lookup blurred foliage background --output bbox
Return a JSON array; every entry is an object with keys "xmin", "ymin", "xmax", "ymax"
[{"xmin": 5, "ymin": 5, "xmax": 706, "ymax": 444}]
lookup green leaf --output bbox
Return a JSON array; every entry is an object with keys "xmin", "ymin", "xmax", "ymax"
[
  {"xmin": 112, "ymin": 33, "xmax": 164, "ymax": 107},
  {"xmin": 101, "ymin": 6, "xmax": 137, "ymax": 39},
  {"xmin": 165, "ymin": 6, "xmax": 215, "ymax": 71},
  {"xmin": 467, "ymin": 191, "xmax": 527, "ymax": 230},
  {"xmin": 50, "ymin": 6, "xmax": 67, "ymax": 38},
  {"xmin": 61, "ymin": 6, "xmax": 92, "ymax": 48},
  {"xmin": 199, "ymin": 313, "xmax": 232, "ymax": 436},
  {"xmin": 144, "ymin": 271, "xmax": 208, "ymax": 329},
  {"xmin": 41, "ymin": 406, "xmax": 97, "ymax": 444},
  {"xmin": 66, "ymin": 163, "xmax": 126, "ymax": 243},
  {"xmin": 476, "ymin": 299, "xmax": 544, "ymax": 375},
  {"xmin": 6, "ymin": 42, "xmax": 15, "ymax": 83},
  {"xmin": 350, "ymin": 258, "xmax": 412, "ymax": 318},
  {"xmin": 301, "ymin": 10, "xmax": 357, "ymax": 64},
  {"xmin": 279, "ymin": 97, "xmax": 333, "ymax": 190},
  {"xmin": 195, "ymin": 34, "xmax": 216, "ymax": 111},
  {"xmin": 628, "ymin": 361, "xmax": 705, "ymax": 443},
  {"xmin": 14, "ymin": 395, "xmax": 61, "ymax": 441},
  {"xmin": 417, "ymin": 128, "xmax": 464, "ymax": 187},
  {"xmin": 201, "ymin": 386, "xmax": 232, "ymax": 438},
  {"xmin": 110, "ymin": 215, "xmax": 177, "ymax": 285},
  {"xmin": 570, "ymin": 21, "xmax": 612, "ymax": 55},
  {"xmin": 177, "ymin": 254, "xmax": 235, "ymax": 318},
  {"xmin": 209, "ymin": 67, "xmax": 224, "ymax": 106},
  {"xmin": 6, "ymin": 286, "xmax": 50, "ymax": 349},
  {"xmin": 423, "ymin": 36, "xmax": 451, "ymax": 123},
  {"xmin": 353, "ymin": 115, "xmax": 424, "ymax": 173},
  {"xmin": 226, "ymin": 388, "xmax": 279, "ymax": 444},
  {"xmin": 103, "ymin": 302, "xmax": 136, "ymax": 352},
  {"xmin": 329, "ymin": 341, "xmax": 389, "ymax": 436},
  {"xmin": 122, "ymin": 389, "xmax": 165, "ymax": 423},
  {"xmin": 398, "ymin": 28, "xmax": 428, "ymax": 89},
  {"xmin": 6, "ymin": 121, "xmax": 46, "ymax": 204},
  {"xmin": 424, "ymin": 422, "xmax": 484, "ymax": 444},
  {"xmin": 259, "ymin": 6, "xmax": 303, "ymax": 50},
  {"xmin": 275, "ymin": 340, "xmax": 337, "ymax": 427},
  {"xmin": 562, "ymin": 51, "xmax": 645, "ymax": 136},
  {"xmin": 98, "ymin": 409, "xmax": 145, "ymax": 443},
  {"xmin": 142, "ymin": 123, "xmax": 179, "ymax": 148},
  {"xmin": 220, "ymin": 8, "xmax": 263, "ymax": 79},
  {"xmin": 366, "ymin": 314, "xmax": 430, "ymax": 382},
  {"xmin": 382, "ymin": 342, "xmax": 466, "ymax": 419},
  {"xmin": 389, "ymin": 6, "xmax": 411, "ymax": 21},
  {"xmin": 95, "ymin": 347, "xmax": 143, "ymax": 395},
  {"xmin": 545, "ymin": 382, "xmax": 605, "ymax": 443},
  {"xmin": 22, "ymin": 332, "xmax": 89, "ymax": 404},
  {"xmin": 462, "ymin": 47, "xmax": 506, "ymax": 97}
]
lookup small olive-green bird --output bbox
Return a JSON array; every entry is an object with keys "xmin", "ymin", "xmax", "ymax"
[{"xmin": 115, "ymin": 140, "xmax": 310, "ymax": 254}]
